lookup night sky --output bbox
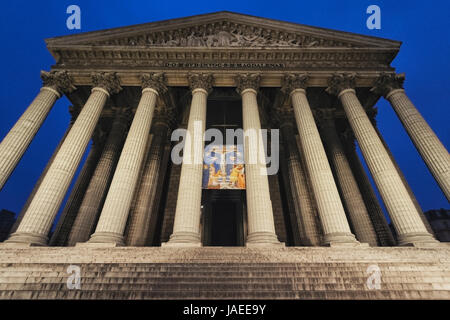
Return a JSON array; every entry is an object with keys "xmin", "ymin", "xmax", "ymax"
[{"xmin": 0, "ymin": 0, "xmax": 448, "ymax": 227}]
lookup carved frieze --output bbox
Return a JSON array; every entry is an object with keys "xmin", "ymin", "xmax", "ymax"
[{"xmin": 54, "ymin": 48, "xmax": 394, "ymax": 71}]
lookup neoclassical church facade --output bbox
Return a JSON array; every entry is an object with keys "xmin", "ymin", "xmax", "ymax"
[{"xmin": 0, "ymin": 12, "xmax": 449, "ymax": 299}]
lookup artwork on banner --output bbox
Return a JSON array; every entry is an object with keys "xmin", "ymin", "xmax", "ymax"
[{"xmin": 202, "ymin": 145, "xmax": 245, "ymax": 189}]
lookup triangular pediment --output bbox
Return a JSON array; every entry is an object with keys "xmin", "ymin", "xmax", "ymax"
[{"xmin": 46, "ymin": 11, "xmax": 401, "ymax": 49}]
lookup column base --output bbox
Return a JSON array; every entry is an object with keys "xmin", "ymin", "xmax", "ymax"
[
  {"xmin": 398, "ymin": 232, "xmax": 440, "ymax": 247},
  {"xmin": 1, "ymin": 232, "xmax": 48, "ymax": 246},
  {"xmin": 162, "ymin": 232, "xmax": 202, "ymax": 247},
  {"xmin": 87, "ymin": 232, "xmax": 125, "ymax": 246},
  {"xmin": 246, "ymin": 232, "xmax": 283, "ymax": 247},
  {"xmin": 323, "ymin": 232, "xmax": 361, "ymax": 247}
]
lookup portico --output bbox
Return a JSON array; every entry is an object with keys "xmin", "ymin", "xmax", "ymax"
[{"xmin": 0, "ymin": 12, "xmax": 447, "ymax": 248}]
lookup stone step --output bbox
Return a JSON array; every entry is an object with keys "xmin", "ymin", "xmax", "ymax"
[
  {"xmin": 0, "ymin": 263, "xmax": 446, "ymax": 269},
  {"xmin": 0, "ymin": 282, "xmax": 446, "ymax": 292},
  {"xmin": 1, "ymin": 277, "xmax": 448, "ymax": 289},
  {"xmin": 1, "ymin": 273, "xmax": 449, "ymax": 281},
  {"xmin": 1, "ymin": 289, "xmax": 449, "ymax": 300},
  {"xmin": 0, "ymin": 247, "xmax": 448, "ymax": 300},
  {"xmin": 0, "ymin": 262, "xmax": 442, "ymax": 271},
  {"xmin": 0, "ymin": 279, "xmax": 450, "ymax": 293},
  {"xmin": 1, "ymin": 269, "xmax": 448, "ymax": 277}
]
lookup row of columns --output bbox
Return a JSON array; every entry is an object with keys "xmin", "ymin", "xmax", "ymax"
[
  {"xmin": 0, "ymin": 69, "xmax": 447, "ymax": 247},
  {"xmin": 326, "ymin": 73, "xmax": 438, "ymax": 245}
]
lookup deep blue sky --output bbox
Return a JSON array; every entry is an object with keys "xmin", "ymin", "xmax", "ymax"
[{"xmin": 0, "ymin": 0, "xmax": 448, "ymax": 224}]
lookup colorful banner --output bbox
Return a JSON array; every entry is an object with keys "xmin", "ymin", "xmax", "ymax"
[{"xmin": 202, "ymin": 145, "xmax": 245, "ymax": 189}]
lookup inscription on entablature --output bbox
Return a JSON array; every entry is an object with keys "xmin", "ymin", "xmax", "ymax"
[{"xmin": 163, "ymin": 62, "xmax": 285, "ymax": 69}]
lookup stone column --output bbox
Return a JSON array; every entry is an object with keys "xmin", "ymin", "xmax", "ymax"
[
  {"xmin": 4, "ymin": 72, "xmax": 121, "ymax": 246},
  {"xmin": 235, "ymin": 74, "xmax": 280, "ymax": 246},
  {"xmin": 282, "ymin": 74, "xmax": 358, "ymax": 246},
  {"xmin": 10, "ymin": 118, "xmax": 73, "ymax": 235},
  {"xmin": 327, "ymin": 73, "xmax": 437, "ymax": 246},
  {"xmin": 279, "ymin": 113, "xmax": 321, "ymax": 246},
  {"xmin": 164, "ymin": 74, "xmax": 213, "ymax": 247},
  {"xmin": 278, "ymin": 146, "xmax": 302, "ymax": 246},
  {"xmin": 372, "ymin": 73, "xmax": 450, "ymax": 201},
  {"xmin": 0, "ymin": 71, "xmax": 75, "ymax": 190},
  {"xmin": 88, "ymin": 73, "xmax": 165, "ymax": 245},
  {"xmin": 342, "ymin": 132, "xmax": 396, "ymax": 246},
  {"xmin": 372, "ymin": 123, "xmax": 435, "ymax": 236},
  {"xmin": 318, "ymin": 110, "xmax": 378, "ymax": 246},
  {"xmin": 67, "ymin": 108, "xmax": 130, "ymax": 245},
  {"xmin": 48, "ymin": 134, "xmax": 105, "ymax": 246},
  {"xmin": 125, "ymin": 114, "xmax": 170, "ymax": 246}
]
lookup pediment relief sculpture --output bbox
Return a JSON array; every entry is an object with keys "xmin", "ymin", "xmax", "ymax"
[{"xmin": 96, "ymin": 22, "xmax": 356, "ymax": 48}]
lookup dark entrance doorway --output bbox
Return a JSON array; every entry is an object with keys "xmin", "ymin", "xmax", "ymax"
[
  {"xmin": 201, "ymin": 88, "xmax": 246, "ymax": 246},
  {"xmin": 202, "ymin": 190, "xmax": 246, "ymax": 246}
]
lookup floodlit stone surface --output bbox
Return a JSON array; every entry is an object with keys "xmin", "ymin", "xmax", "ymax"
[{"xmin": 0, "ymin": 247, "xmax": 449, "ymax": 299}]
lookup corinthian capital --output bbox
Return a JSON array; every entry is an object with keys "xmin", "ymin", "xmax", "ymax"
[
  {"xmin": 188, "ymin": 73, "xmax": 214, "ymax": 93},
  {"xmin": 370, "ymin": 72, "xmax": 405, "ymax": 97},
  {"xmin": 91, "ymin": 72, "xmax": 122, "ymax": 94},
  {"xmin": 40, "ymin": 70, "xmax": 76, "ymax": 95},
  {"xmin": 281, "ymin": 73, "xmax": 309, "ymax": 94},
  {"xmin": 235, "ymin": 73, "xmax": 261, "ymax": 94},
  {"xmin": 326, "ymin": 73, "xmax": 357, "ymax": 96},
  {"xmin": 141, "ymin": 73, "xmax": 167, "ymax": 93}
]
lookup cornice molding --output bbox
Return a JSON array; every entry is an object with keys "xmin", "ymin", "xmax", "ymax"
[{"xmin": 46, "ymin": 12, "xmax": 401, "ymax": 49}]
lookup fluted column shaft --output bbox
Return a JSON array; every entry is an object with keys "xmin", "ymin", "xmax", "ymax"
[
  {"xmin": 280, "ymin": 122, "xmax": 321, "ymax": 246},
  {"xmin": 0, "ymin": 88, "xmax": 60, "ymax": 190},
  {"xmin": 5, "ymin": 87, "xmax": 110, "ymax": 245},
  {"xmin": 386, "ymin": 89, "xmax": 450, "ymax": 200},
  {"xmin": 125, "ymin": 121, "xmax": 169, "ymax": 246},
  {"xmin": 344, "ymin": 142, "xmax": 396, "ymax": 246},
  {"xmin": 240, "ymin": 88, "xmax": 279, "ymax": 245},
  {"xmin": 49, "ymin": 140, "xmax": 104, "ymax": 246},
  {"xmin": 0, "ymin": 71, "xmax": 74, "ymax": 190},
  {"xmin": 67, "ymin": 110, "xmax": 129, "ymax": 245},
  {"xmin": 337, "ymin": 88, "xmax": 436, "ymax": 245},
  {"xmin": 374, "ymin": 126, "xmax": 435, "ymax": 236},
  {"xmin": 10, "ymin": 123, "xmax": 72, "ymax": 235},
  {"xmin": 320, "ymin": 118, "xmax": 378, "ymax": 246},
  {"xmin": 166, "ymin": 89, "xmax": 208, "ymax": 246},
  {"xmin": 88, "ymin": 88, "xmax": 159, "ymax": 245},
  {"xmin": 290, "ymin": 90, "xmax": 357, "ymax": 245}
]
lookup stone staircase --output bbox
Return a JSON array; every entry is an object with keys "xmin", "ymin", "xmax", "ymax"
[{"xmin": 0, "ymin": 247, "xmax": 449, "ymax": 299}]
